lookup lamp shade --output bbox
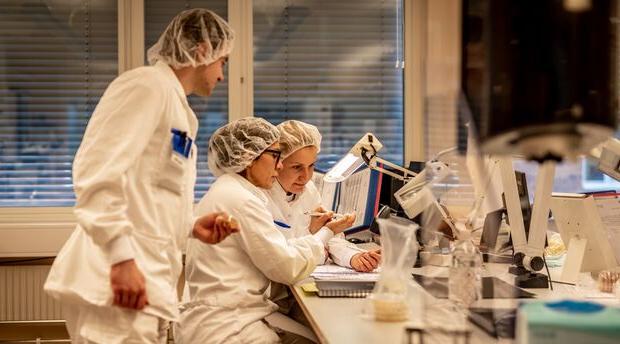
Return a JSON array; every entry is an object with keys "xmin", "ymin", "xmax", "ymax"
[{"xmin": 463, "ymin": 0, "xmax": 618, "ymax": 162}]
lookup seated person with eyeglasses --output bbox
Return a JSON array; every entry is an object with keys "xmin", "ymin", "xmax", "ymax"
[{"xmin": 178, "ymin": 118, "xmax": 346, "ymax": 344}]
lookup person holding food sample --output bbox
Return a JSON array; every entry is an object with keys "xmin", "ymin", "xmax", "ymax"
[{"xmin": 44, "ymin": 9, "xmax": 237, "ymax": 343}]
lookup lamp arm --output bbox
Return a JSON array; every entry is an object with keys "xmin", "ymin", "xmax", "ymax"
[
  {"xmin": 500, "ymin": 157, "xmax": 555, "ymax": 272},
  {"xmin": 523, "ymin": 160, "xmax": 555, "ymax": 272},
  {"xmin": 368, "ymin": 156, "xmax": 418, "ymax": 181},
  {"xmin": 433, "ymin": 146, "xmax": 458, "ymax": 161}
]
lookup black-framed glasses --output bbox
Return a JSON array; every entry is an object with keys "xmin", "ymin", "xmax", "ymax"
[{"xmin": 263, "ymin": 149, "xmax": 282, "ymax": 166}]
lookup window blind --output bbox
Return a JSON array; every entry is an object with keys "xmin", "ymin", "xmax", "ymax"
[
  {"xmin": 0, "ymin": 0, "xmax": 117, "ymax": 207},
  {"xmin": 253, "ymin": 0, "xmax": 404, "ymax": 171},
  {"xmin": 145, "ymin": 0, "xmax": 228, "ymax": 201}
]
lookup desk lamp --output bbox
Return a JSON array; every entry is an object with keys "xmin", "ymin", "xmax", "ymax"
[
  {"xmin": 324, "ymin": 133, "xmax": 452, "ymax": 219},
  {"xmin": 324, "ymin": 133, "xmax": 417, "ymax": 183},
  {"xmin": 595, "ymin": 138, "xmax": 620, "ymax": 181}
]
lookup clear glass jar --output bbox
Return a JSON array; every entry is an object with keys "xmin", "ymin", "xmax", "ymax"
[{"xmin": 448, "ymin": 239, "xmax": 482, "ymax": 307}]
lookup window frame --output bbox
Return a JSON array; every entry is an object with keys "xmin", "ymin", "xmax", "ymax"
[{"xmin": 0, "ymin": 0, "xmax": 425, "ymax": 257}]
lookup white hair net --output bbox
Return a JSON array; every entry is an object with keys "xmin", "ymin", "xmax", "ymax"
[
  {"xmin": 147, "ymin": 8, "xmax": 234, "ymax": 68},
  {"xmin": 277, "ymin": 120, "xmax": 322, "ymax": 159},
  {"xmin": 208, "ymin": 118, "xmax": 280, "ymax": 177}
]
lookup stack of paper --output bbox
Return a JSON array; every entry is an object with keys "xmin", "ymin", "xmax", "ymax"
[
  {"xmin": 310, "ymin": 264, "xmax": 380, "ymax": 281},
  {"xmin": 308, "ymin": 265, "xmax": 380, "ymax": 297}
]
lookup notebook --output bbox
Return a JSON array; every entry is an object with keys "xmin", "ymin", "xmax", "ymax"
[
  {"xmin": 311, "ymin": 265, "xmax": 378, "ymax": 298},
  {"xmin": 314, "ymin": 279, "xmax": 375, "ymax": 298}
]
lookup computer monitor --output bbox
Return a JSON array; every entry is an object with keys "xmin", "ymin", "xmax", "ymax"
[
  {"xmin": 503, "ymin": 171, "xmax": 533, "ymax": 249},
  {"xmin": 369, "ymin": 204, "xmax": 393, "ymax": 235},
  {"xmin": 478, "ymin": 168, "xmax": 533, "ymax": 253},
  {"xmin": 479, "ymin": 209, "xmax": 504, "ymax": 252},
  {"xmin": 550, "ymin": 193, "xmax": 620, "ymax": 284}
]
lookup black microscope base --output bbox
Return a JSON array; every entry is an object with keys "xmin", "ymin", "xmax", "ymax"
[{"xmin": 514, "ymin": 272, "xmax": 549, "ymax": 289}]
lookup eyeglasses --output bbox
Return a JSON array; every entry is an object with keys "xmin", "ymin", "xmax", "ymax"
[{"xmin": 263, "ymin": 149, "xmax": 282, "ymax": 166}]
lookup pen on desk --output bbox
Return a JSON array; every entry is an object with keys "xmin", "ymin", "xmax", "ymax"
[{"xmin": 273, "ymin": 220, "xmax": 291, "ymax": 229}]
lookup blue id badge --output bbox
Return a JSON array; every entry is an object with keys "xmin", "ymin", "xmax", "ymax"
[{"xmin": 171, "ymin": 128, "xmax": 193, "ymax": 158}]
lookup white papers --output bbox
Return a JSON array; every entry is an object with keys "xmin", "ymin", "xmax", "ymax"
[
  {"xmin": 337, "ymin": 168, "xmax": 371, "ymax": 228},
  {"xmin": 311, "ymin": 264, "xmax": 379, "ymax": 281},
  {"xmin": 313, "ymin": 168, "xmax": 374, "ymax": 230}
]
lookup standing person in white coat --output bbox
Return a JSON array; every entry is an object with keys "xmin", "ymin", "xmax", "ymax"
[
  {"xmin": 44, "ymin": 9, "xmax": 237, "ymax": 344},
  {"xmin": 179, "ymin": 118, "xmax": 347, "ymax": 344},
  {"xmin": 265, "ymin": 120, "xmax": 381, "ymax": 272}
]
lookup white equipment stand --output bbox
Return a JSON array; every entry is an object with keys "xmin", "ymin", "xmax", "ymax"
[{"xmin": 499, "ymin": 157, "xmax": 555, "ymax": 288}]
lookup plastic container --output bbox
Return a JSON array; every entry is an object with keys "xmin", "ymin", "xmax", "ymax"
[{"xmin": 365, "ymin": 215, "xmax": 419, "ymax": 322}]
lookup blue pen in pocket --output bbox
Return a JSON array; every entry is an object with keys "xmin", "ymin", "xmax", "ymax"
[{"xmin": 273, "ymin": 220, "xmax": 291, "ymax": 229}]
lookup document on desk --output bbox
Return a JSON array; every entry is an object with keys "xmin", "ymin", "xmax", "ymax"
[
  {"xmin": 311, "ymin": 264, "xmax": 380, "ymax": 281},
  {"xmin": 552, "ymin": 283, "xmax": 619, "ymax": 300}
]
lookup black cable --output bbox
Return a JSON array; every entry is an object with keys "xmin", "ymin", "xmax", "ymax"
[
  {"xmin": 543, "ymin": 253, "xmax": 553, "ymax": 291},
  {"xmin": 360, "ymin": 143, "xmax": 378, "ymax": 166},
  {"xmin": 549, "ymin": 280, "xmax": 576, "ymax": 286},
  {"xmin": 361, "ymin": 147, "xmax": 371, "ymax": 165}
]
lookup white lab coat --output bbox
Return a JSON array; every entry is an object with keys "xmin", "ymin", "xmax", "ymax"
[
  {"xmin": 264, "ymin": 180, "xmax": 364, "ymax": 268},
  {"xmin": 178, "ymin": 173, "xmax": 327, "ymax": 344},
  {"xmin": 45, "ymin": 61, "xmax": 198, "ymax": 323}
]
